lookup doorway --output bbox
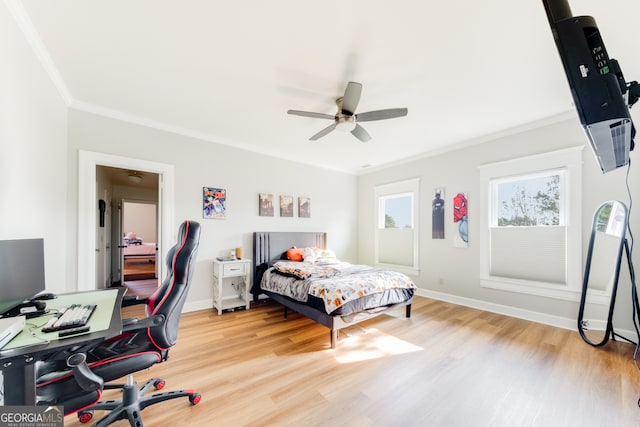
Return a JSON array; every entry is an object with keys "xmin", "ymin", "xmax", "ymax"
[
  {"xmin": 78, "ymin": 150, "xmax": 175, "ymax": 293},
  {"xmin": 97, "ymin": 166, "xmax": 160, "ymax": 298},
  {"xmin": 121, "ymin": 200, "xmax": 159, "ymax": 298}
]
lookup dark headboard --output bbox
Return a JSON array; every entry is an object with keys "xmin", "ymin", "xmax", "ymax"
[{"xmin": 252, "ymin": 231, "xmax": 326, "ymax": 295}]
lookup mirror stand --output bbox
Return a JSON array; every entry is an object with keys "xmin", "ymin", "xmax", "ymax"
[
  {"xmin": 610, "ymin": 240, "xmax": 640, "ymax": 347},
  {"xmin": 622, "ymin": 239, "xmax": 640, "ymax": 359},
  {"xmin": 579, "ymin": 237, "xmax": 640, "ymax": 348},
  {"xmin": 578, "ymin": 201, "xmax": 640, "ymax": 348}
]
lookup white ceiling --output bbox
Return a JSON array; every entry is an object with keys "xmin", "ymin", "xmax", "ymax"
[
  {"xmin": 100, "ymin": 166, "xmax": 158, "ymax": 190},
  {"xmin": 14, "ymin": 0, "xmax": 640, "ymax": 174}
]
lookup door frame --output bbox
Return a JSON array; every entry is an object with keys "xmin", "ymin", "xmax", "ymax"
[{"xmin": 78, "ymin": 150, "xmax": 174, "ymax": 291}]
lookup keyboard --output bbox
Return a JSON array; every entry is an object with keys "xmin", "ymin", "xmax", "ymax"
[{"xmin": 42, "ymin": 304, "xmax": 96, "ymax": 333}]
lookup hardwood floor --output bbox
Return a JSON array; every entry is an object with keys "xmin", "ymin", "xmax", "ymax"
[
  {"xmin": 122, "ymin": 279, "xmax": 158, "ymax": 298},
  {"xmin": 64, "ymin": 296, "xmax": 640, "ymax": 427},
  {"xmin": 123, "ymin": 257, "xmax": 156, "ymax": 281}
]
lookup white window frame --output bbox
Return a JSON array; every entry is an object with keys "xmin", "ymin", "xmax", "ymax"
[
  {"xmin": 374, "ymin": 178, "xmax": 420, "ymax": 275},
  {"xmin": 478, "ymin": 146, "xmax": 583, "ymax": 301}
]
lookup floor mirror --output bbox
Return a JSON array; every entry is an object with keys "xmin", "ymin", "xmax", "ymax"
[{"xmin": 578, "ymin": 200, "xmax": 629, "ymax": 346}]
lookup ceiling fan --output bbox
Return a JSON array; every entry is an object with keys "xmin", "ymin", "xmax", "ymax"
[{"xmin": 287, "ymin": 81, "xmax": 408, "ymax": 142}]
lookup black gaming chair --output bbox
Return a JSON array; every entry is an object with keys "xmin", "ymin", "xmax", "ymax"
[{"xmin": 36, "ymin": 220, "xmax": 202, "ymax": 426}]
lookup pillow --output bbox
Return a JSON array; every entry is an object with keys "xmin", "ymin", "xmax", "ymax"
[
  {"xmin": 316, "ymin": 248, "xmax": 338, "ymax": 264},
  {"xmin": 286, "ymin": 247, "xmax": 304, "ymax": 262},
  {"xmin": 302, "ymin": 247, "xmax": 320, "ymax": 263}
]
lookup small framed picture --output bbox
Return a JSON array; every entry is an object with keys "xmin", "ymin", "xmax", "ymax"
[
  {"xmin": 280, "ymin": 195, "xmax": 294, "ymax": 217},
  {"xmin": 203, "ymin": 187, "xmax": 226, "ymax": 219},
  {"xmin": 432, "ymin": 188, "xmax": 445, "ymax": 239},
  {"xmin": 259, "ymin": 193, "xmax": 274, "ymax": 217},
  {"xmin": 453, "ymin": 192, "xmax": 468, "ymax": 247},
  {"xmin": 298, "ymin": 197, "xmax": 310, "ymax": 218}
]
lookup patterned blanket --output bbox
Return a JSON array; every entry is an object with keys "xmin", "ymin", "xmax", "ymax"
[{"xmin": 261, "ymin": 262, "xmax": 416, "ymax": 314}]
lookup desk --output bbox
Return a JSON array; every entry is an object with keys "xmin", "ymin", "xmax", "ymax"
[{"xmin": 0, "ymin": 288, "xmax": 124, "ymax": 405}]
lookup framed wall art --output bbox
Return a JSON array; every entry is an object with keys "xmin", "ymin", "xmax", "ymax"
[
  {"xmin": 280, "ymin": 195, "xmax": 294, "ymax": 217},
  {"xmin": 259, "ymin": 193, "xmax": 274, "ymax": 217},
  {"xmin": 432, "ymin": 188, "xmax": 445, "ymax": 239},
  {"xmin": 298, "ymin": 196, "xmax": 310, "ymax": 218},
  {"xmin": 203, "ymin": 187, "xmax": 226, "ymax": 219},
  {"xmin": 453, "ymin": 192, "xmax": 468, "ymax": 247}
]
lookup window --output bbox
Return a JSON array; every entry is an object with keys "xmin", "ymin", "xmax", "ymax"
[
  {"xmin": 380, "ymin": 193, "xmax": 413, "ymax": 229},
  {"xmin": 493, "ymin": 171, "xmax": 563, "ymax": 227},
  {"xmin": 374, "ymin": 178, "xmax": 419, "ymax": 274},
  {"xmin": 479, "ymin": 147, "xmax": 583, "ymax": 300}
]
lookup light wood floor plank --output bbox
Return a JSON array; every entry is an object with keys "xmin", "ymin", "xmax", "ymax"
[{"xmin": 63, "ymin": 296, "xmax": 640, "ymax": 427}]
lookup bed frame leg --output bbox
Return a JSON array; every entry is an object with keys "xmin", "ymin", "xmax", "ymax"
[
  {"xmin": 406, "ymin": 304, "xmax": 412, "ymax": 318},
  {"xmin": 330, "ymin": 329, "xmax": 338, "ymax": 349},
  {"xmin": 283, "ymin": 306, "xmax": 288, "ymax": 319}
]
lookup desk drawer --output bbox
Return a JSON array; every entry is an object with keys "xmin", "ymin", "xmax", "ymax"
[{"xmin": 223, "ymin": 262, "xmax": 247, "ymax": 277}]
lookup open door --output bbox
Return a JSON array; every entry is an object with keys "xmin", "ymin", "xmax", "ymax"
[
  {"xmin": 95, "ymin": 190, "xmax": 112, "ymax": 289},
  {"xmin": 119, "ymin": 200, "xmax": 159, "ymax": 286}
]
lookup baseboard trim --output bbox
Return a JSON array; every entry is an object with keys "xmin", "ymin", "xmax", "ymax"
[
  {"xmin": 415, "ymin": 288, "xmax": 578, "ymax": 331},
  {"xmin": 184, "ymin": 298, "xmax": 213, "ymax": 313}
]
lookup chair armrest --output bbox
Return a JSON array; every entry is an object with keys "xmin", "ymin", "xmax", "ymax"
[
  {"xmin": 67, "ymin": 353, "xmax": 103, "ymax": 392},
  {"xmin": 121, "ymin": 317, "xmax": 139, "ymax": 328},
  {"xmin": 122, "ymin": 314, "xmax": 165, "ymax": 332},
  {"xmin": 121, "ymin": 295, "xmax": 149, "ymax": 307}
]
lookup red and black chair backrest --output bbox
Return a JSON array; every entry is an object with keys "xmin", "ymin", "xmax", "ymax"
[{"xmin": 145, "ymin": 220, "xmax": 201, "ymax": 350}]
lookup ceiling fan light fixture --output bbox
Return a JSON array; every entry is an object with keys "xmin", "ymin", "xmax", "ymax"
[
  {"xmin": 128, "ymin": 172, "xmax": 143, "ymax": 183},
  {"xmin": 335, "ymin": 116, "xmax": 356, "ymax": 132}
]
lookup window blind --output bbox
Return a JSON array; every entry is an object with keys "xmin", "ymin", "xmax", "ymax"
[{"xmin": 490, "ymin": 226, "xmax": 566, "ymax": 284}]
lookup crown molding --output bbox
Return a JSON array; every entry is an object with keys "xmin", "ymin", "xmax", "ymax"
[{"xmin": 5, "ymin": 0, "xmax": 72, "ymax": 105}]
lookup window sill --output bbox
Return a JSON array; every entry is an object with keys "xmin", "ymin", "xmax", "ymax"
[
  {"xmin": 480, "ymin": 276, "xmax": 581, "ymax": 302},
  {"xmin": 375, "ymin": 263, "xmax": 419, "ymax": 277}
]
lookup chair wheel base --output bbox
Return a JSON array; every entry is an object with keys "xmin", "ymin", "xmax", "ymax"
[
  {"xmin": 80, "ymin": 377, "xmax": 202, "ymax": 426},
  {"xmin": 78, "ymin": 410, "xmax": 93, "ymax": 423},
  {"xmin": 189, "ymin": 392, "xmax": 202, "ymax": 405}
]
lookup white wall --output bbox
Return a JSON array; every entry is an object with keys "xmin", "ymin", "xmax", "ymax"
[
  {"xmin": 358, "ymin": 115, "xmax": 640, "ymax": 331},
  {"xmin": 123, "ymin": 202, "xmax": 157, "ymax": 243},
  {"xmin": 0, "ymin": 3, "xmax": 68, "ymax": 294},
  {"xmin": 67, "ymin": 109, "xmax": 359, "ymax": 310}
]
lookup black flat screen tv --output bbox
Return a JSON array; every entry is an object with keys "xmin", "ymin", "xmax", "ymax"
[
  {"xmin": 0, "ymin": 238, "xmax": 46, "ymax": 317},
  {"xmin": 543, "ymin": 0, "xmax": 637, "ymax": 173}
]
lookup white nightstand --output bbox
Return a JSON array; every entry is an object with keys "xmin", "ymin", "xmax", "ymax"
[{"xmin": 212, "ymin": 259, "xmax": 251, "ymax": 315}]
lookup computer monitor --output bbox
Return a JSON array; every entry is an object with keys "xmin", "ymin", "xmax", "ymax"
[
  {"xmin": 543, "ymin": 0, "xmax": 638, "ymax": 173},
  {"xmin": 0, "ymin": 238, "xmax": 46, "ymax": 317}
]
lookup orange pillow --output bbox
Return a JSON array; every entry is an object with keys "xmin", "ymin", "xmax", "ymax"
[{"xmin": 286, "ymin": 247, "xmax": 304, "ymax": 262}]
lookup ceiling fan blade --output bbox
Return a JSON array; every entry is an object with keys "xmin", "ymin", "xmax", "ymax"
[
  {"xmin": 310, "ymin": 124, "xmax": 337, "ymax": 140},
  {"xmin": 355, "ymin": 108, "xmax": 408, "ymax": 122},
  {"xmin": 287, "ymin": 110, "xmax": 335, "ymax": 120},
  {"xmin": 351, "ymin": 124, "xmax": 371, "ymax": 142},
  {"xmin": 341, "ymin": 82, "xmax": 362, "ymax": 115}
]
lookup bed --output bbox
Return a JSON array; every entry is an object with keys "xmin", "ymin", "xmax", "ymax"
[
  {"xmin": 252, "ymin": 231, "xmax": 415, "ymax": 348},
  {"xmin": 122, "ymin": 233, "xmax": 157, "ymax": 280},
  {"xmin": 123, "ymin": 242, "xmax": 157, "ymax": 260},
  {"xmin": 123, "ymin": 232, "xmax": 156, "ymax": 261}
]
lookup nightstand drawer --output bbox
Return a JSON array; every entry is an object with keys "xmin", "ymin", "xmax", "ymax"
[{"xmin": 223, "ymin": 262, "xmax": 247, "ymax": 277}]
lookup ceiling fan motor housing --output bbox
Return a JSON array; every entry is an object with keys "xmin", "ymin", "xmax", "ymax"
[{"xmin": 335, "ymin": 113, "xmax": 356, "ymax": 131}]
